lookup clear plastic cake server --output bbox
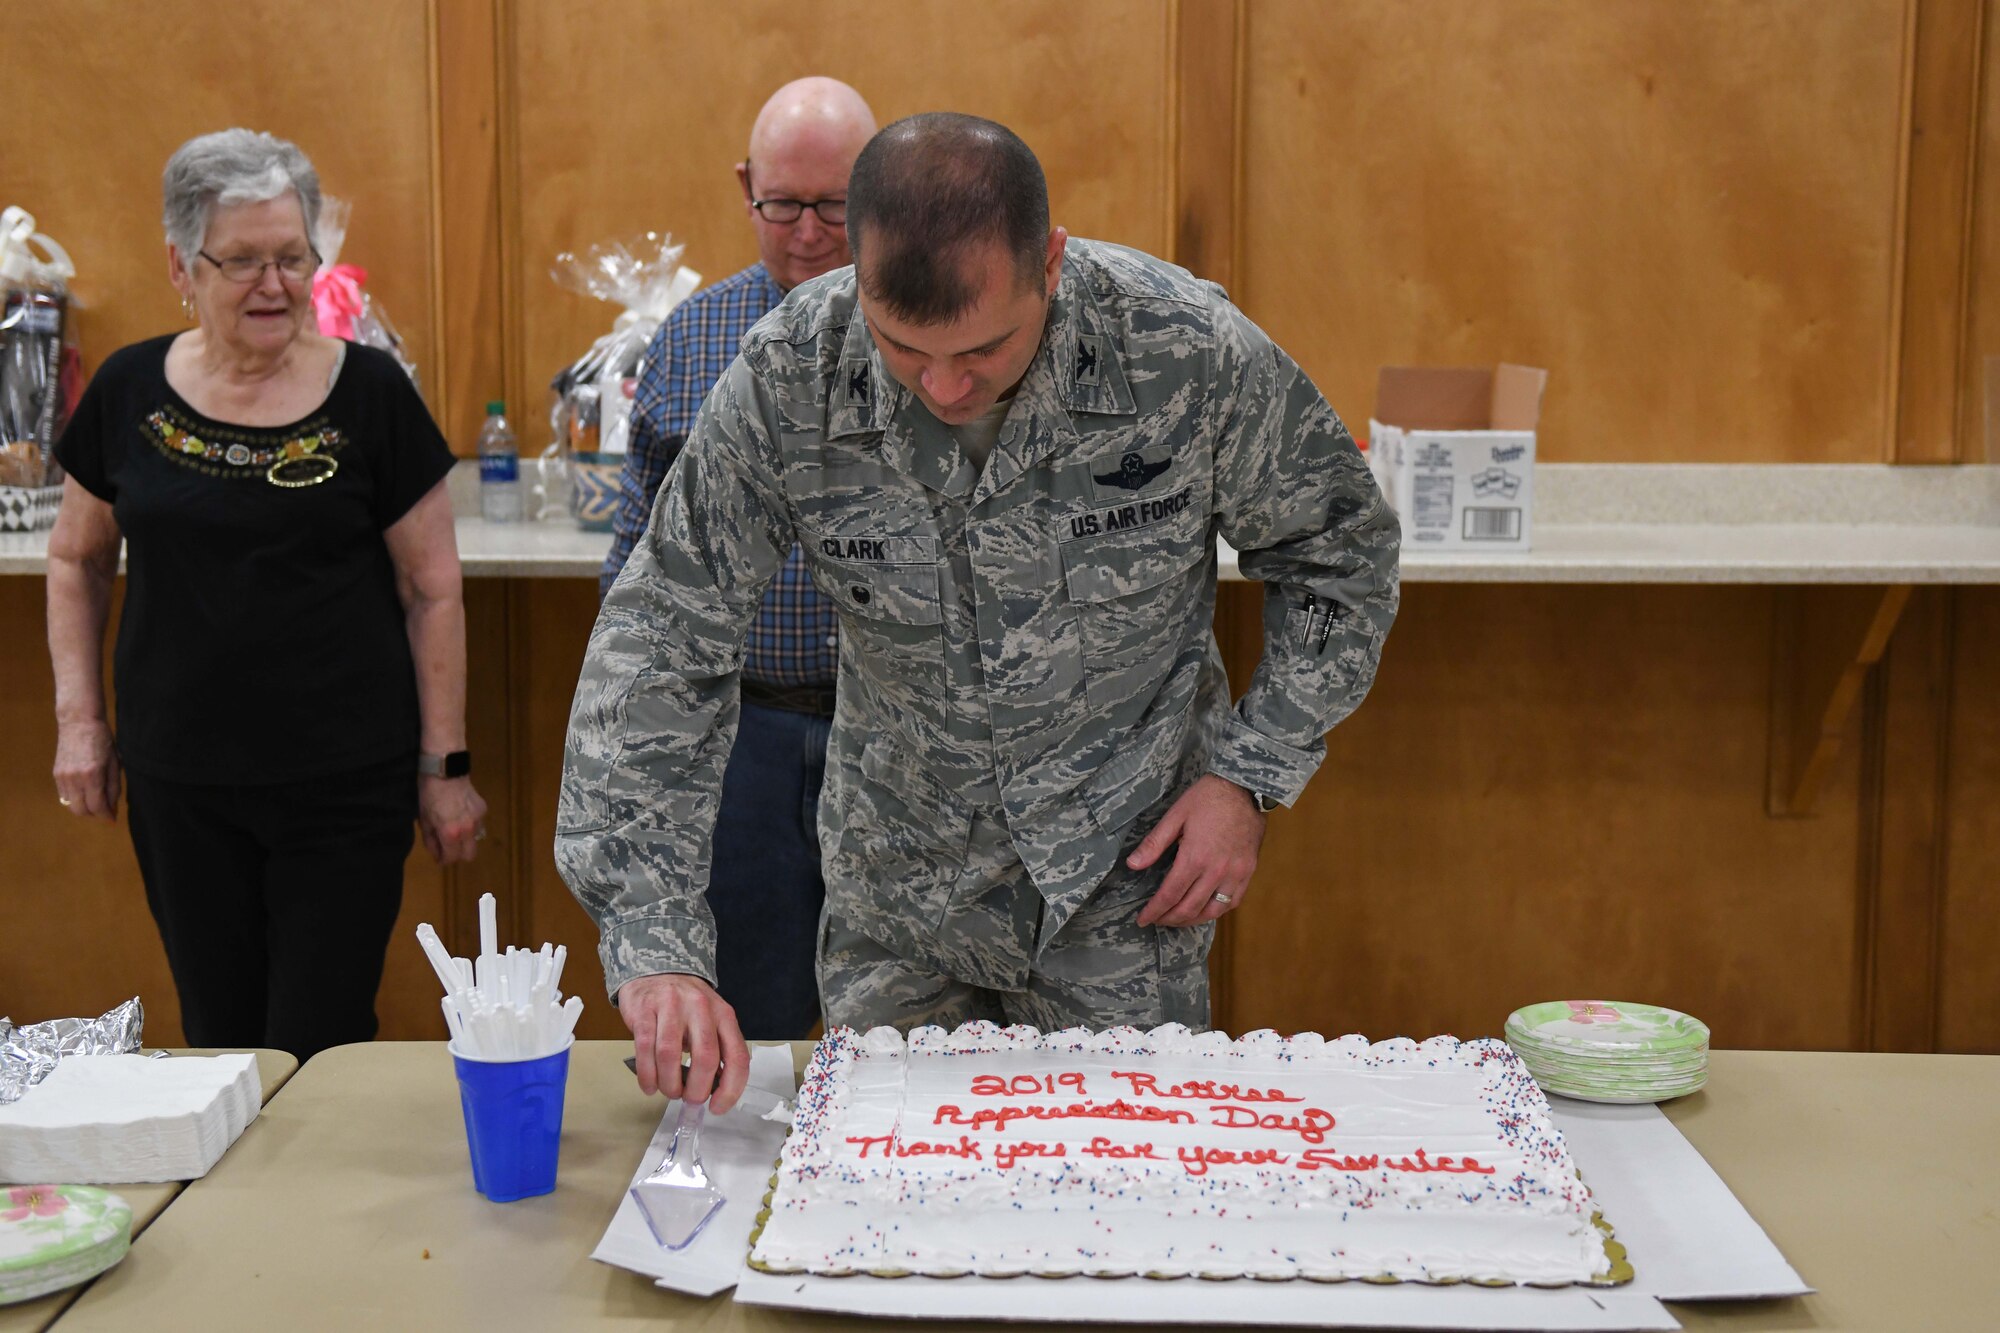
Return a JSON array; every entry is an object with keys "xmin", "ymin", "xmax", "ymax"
[{"xmin": 630, "ymin": 1097, "xmax": 725, "ymax": 1249}]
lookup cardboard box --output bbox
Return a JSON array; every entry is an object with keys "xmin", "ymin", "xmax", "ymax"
[{"xmin": 1369, "ymin": 364, "xmax": 1547, "ymax": 550}]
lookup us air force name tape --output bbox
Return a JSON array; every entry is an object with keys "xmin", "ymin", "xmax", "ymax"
[{"xmin": 1065, "ymin": 486, "xmax": 1194, "ymax": 541}]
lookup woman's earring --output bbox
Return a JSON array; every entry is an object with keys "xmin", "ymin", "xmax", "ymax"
[{"xmin": 180, "ymin": 294, "xmax": 196, "ymax": 322}]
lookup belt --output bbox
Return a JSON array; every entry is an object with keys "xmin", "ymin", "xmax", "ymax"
[{"xmin": 741, "ymin": 678, "xmax": 838, "ymax": 718}]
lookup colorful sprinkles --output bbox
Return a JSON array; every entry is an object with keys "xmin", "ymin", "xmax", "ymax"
[{"xmin": 749, "ymin": 1023, "xmax": 1619, "ymax": 1285}]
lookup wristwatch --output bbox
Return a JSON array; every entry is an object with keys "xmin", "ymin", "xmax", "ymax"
[
  {"xmin": 418, "ymin": 750, "xmax": 472, "ymax": 779},
  {"xmin": 1249, "ymin": 789, "xmax": 1279, "ymax": 814}
]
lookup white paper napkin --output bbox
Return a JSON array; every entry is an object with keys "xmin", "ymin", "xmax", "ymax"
[
  {"xmin": 589, "ymin": 1044, "xmax": 796, "ymax": 1296},
  {"xmin": 0, "ymin": 1053, "xmax": 259, "ymax": 1184}
]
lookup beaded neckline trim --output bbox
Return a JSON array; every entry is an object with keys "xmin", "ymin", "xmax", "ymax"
[{"xmin": 144, "ymin": 403, "xmax": 347, "ymax": 485}]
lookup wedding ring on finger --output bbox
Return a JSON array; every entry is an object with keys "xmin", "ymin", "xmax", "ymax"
[
  {"xmin": 474, "ymin": 826, "xmax": 487, "ymax": 842},
  {"xmin": 1212, "ymin": 891, "xmax": 1234, "ymax": 905},
  {"xmin": 58, "ymin": 796, "xmax": 72, "ymax": 807}
]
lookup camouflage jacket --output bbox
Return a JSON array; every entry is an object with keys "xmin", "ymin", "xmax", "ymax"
[{"xmin": 557, "ymin": 238, "xmax": 1400, "ymax": 999}]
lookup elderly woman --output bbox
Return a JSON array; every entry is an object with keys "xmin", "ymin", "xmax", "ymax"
[{"xmin": 45, "ymin": 129, "xmax": 485, "ymax": 1060}]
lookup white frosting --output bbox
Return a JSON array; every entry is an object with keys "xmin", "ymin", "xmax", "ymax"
[{"xmin": 750, "ymin": 1022, "xmax": 1610, "ymax": 1284}]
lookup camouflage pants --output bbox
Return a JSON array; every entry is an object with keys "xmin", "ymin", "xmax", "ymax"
[{"xmin": 817, "ymin": 806, "xmax": 1212, "ymax": 1032}]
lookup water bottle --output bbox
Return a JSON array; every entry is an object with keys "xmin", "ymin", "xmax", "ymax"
[{"xmin": 478, "ymin": 400, "xmax": 520, "ymax": 522}]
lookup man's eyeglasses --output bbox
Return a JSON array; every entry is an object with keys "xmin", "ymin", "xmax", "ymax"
[
  {"xmin": 751, "ymin": 197, "xmax": 847, "ymax": 225},
  {"xmin": 197, "ymin": 248, "xmax": 321, "ymax": 284},
  {"xmin": 746, "ymin": 163, "xmax": 847, "ymax": 225}
]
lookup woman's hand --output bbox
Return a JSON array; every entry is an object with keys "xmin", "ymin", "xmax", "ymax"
[
  {"xmin": 53, "ymin": 719, "xmax": 121, "ymax": 820},
  {"xmin": 419, "ymin": 774, "xmax": 487, "ymax": 865},
  {"xmin": 47, "ymin": 477, "xmax": 123, "ymax": 822},
  {"xmin": 386, "ymin": 482, "xmax": 481, "ymax": 867}
]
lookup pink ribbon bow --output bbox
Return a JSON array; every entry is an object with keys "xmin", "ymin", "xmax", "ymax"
[{"xmin": 312, "ymin": 263, "xmax": 369, "ymax": 340}]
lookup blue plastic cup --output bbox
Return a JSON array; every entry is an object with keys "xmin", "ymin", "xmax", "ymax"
[{"xmin": 451, "ymin": 1039, "xmax": 572, "ymax": 1202}]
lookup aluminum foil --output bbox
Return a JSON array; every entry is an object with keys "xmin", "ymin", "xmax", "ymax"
[{"xmin": 0, "ymin": 997, "xmax": 145, "ymax": 1105}]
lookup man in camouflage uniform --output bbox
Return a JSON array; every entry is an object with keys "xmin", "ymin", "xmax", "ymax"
[{"xmin": 558, "ymin": 113, "xmax": 1398, "ymax": 1110}]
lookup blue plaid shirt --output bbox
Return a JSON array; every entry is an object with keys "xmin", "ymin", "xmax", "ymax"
[{"xmin": 601, "ymin": 263, "xmax": 839, "ymax": 687}]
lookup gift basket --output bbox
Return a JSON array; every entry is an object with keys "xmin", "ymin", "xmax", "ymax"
[
  {"xmin": 0, "ymin": 206, "xmax": 79, "ymax": 532},
  {"xmin": 310, "ymin": 197, "xmax": 419, "ymax": 387},
  {"xmin": 542, "ymin": 233, "xmax": 699, "ymax": 530}
]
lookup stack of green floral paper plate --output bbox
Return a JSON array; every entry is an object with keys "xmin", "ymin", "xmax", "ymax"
[
  {"xmin": 1504, "ymin": 1001, "xmax": 1710, "ymax": 1104},
  {"xmin": 0, "ymin": 1185, "xmax": 131, "ymax": 1306}
]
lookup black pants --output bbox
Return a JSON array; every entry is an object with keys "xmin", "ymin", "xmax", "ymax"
[{"xmin": 124, "ymin": 756, "xmax": 416, "ymax": 1061}]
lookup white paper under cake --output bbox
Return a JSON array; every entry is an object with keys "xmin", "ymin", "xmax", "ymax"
[
  {"xmin": 749, "ymin": 1024, "xmax": 1620, "ymax": 1285},
  {"xmin": 0, "ymin": 1054, "xmax": 259, "ymax": 1185}
]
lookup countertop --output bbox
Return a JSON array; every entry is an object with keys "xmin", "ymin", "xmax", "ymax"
[{"xmin": 6, "ymin": 464, "xmax": 1996, "ymax": 583}]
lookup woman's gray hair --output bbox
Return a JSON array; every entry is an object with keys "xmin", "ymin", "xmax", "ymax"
[{"xmin": 161, "ymin": 129, "xmax": 322, "ymax": 258}]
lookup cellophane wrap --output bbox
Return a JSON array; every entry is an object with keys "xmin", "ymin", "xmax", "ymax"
[
  {"xmin": 545, "ymin": 233, "xmax": 699, "ymax": 527},
  {"xmin": 0, "ymin": 204, "xmax": 79, "ymax": 527},
  {"xmin": 311, "ymin": 197, "xmax": 420, "ymax": 388},
  {"xmin": 550, "ymin": 232, "xmax": 701, "ymax": 399},
  {"xmin": 0, "ymin": 998, "xmax": 145, "ymax": 1105}
]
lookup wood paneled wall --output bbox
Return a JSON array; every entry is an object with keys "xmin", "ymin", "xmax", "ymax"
[
  {"xmin": 9, "ymin": 1, "xmax": 441, "ymax": 413},
  {"xmin": 3, "ymin": 2, "xmax": 1997, "ymax": 1054},
  {"xmin": 1973, "ymin": 0, "xmax": 2000, "ymax": 462},
  {"xmin": 1939, "ymin": 590, "xmax": 2000, "ymax": 1047},
  {"xmin": 6, "ymin": 1, "xmax": 1993, "ymax": 453},
  {"xmin": 1213, "ymin": 577, "xmax": 2000, "ymax": 1052},
  {"xmin": 503, "ymin": 0, "xmax": 1173, "ymax": 455},
  {"xmin": 0, "ymin": 575, "xmax": 454, "ymax": 1042},
  {"xmin": 1241, "ymin": 1, "xmax": 1916, "ymax": 463},
  {"xmin": 443, "ymin": 578, "xmax": 2000, "ymax": 1052}
]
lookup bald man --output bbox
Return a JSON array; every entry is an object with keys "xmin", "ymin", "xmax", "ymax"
[{"xmin": 599, "ymin": 78, "xmax": 876, "ymax": 1045}]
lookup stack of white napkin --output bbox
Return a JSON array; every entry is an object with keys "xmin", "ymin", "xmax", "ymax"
[{"xmin": 0, "ymin": 1054, "xmax": 259, "ymax": 1184}]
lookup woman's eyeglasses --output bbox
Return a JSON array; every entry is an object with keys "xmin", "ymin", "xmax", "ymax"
[{"xmin": 196, "ymin": 249, "xmax": 321, "ymax": 284}]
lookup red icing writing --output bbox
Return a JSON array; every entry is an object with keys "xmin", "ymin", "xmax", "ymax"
[
  {"xmin": 933, "ymin": 1100, "xmax": 1196, "ymax": 1134},
  {"xmin": 1109, "ymin": 1070, "xmax": 1303, "ymax": 1104},
  {"xmin": 969, "ymin": 1073, "xmax": 1088, "ymax": 1098},
  {"xmin": 1298, "ymin": 1149, "xmax": 1381, "ymax": 1172},
  {"xmin": 1081, "ymin": 1136, "xmax": 1164, "ymax": 1161},
  {"xmin": 1208, "ymin": 1104, "xmax": 1337, "ymax": 1144},
  {"xmin": 1383, "ymin": 1148, "xmax": 1496, "ymax": 1176},
  {"xmin": 1177, "ymin": 1144, "xmax": 1293, "ymax": 1175},
  {"xmin": 846, "ymin": 1133, "xmax": 985, "ymax": 1162},
  {"xmin": 993, "ymin": 1140, "xmax": 1068, "ymax": 1170}
]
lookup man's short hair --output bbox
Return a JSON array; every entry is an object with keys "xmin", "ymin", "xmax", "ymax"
[{"xmin": 846, "ymin": 112, "xmax": 1050, "ymax": 325}]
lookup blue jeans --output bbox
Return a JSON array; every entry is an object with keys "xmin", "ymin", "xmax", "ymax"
[{"xmin": 706, "ymin": 698, "xmax": 831, "ymax": 1038}]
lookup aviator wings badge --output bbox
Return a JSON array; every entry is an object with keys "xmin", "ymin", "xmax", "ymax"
[{"xmin": 1094, "ymin": 450, "xmax": 1170, "ymax": 492}]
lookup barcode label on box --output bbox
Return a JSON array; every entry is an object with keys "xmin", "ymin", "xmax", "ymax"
[
  {"xmin": 1462, "ymin": 508, "xmax": 1522, "ymax": 542},
  {"xmin": 1413, "ymin": 476, "xmax": 1453, "ymax": 531}
]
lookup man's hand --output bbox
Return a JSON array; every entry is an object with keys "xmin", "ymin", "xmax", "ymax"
[
  {"xmin": 1128, "ymin": 775, "xmax": 1268, "ymax": 928},
  {"xmin": 616, "ymin": 972, "xmax": 751, "ymax": 1113}
]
